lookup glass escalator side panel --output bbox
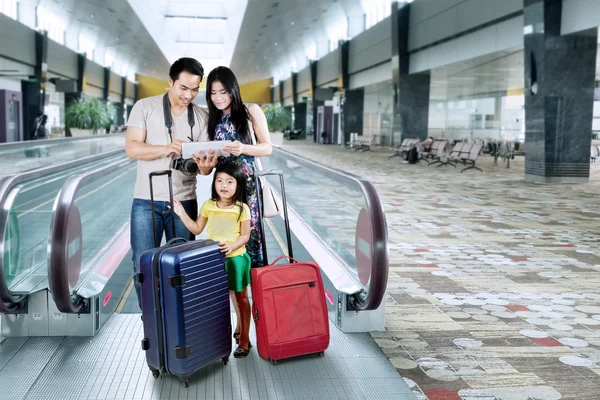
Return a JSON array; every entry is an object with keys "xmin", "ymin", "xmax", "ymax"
[{"xmin": 68, "ymin": 162, "xmax": 136, "ymax": 297}]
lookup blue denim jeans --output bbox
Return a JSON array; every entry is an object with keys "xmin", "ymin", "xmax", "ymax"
[{"xmin": 130, "ymin": 198, "xmax": 198, "ymax": 309}]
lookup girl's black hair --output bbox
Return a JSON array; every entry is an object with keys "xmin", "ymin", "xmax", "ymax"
[
  {"xmin": 211, "ymin": 162, "xmax": 247, "ymax": 220},
  {"xmin": 206, "ymin": 66, "xmax": 252, "ymax": 144}
]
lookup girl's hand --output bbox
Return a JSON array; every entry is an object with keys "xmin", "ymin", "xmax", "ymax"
[
  {"xmin": 223, "ymin": 140, "xmax": 245, "ymax": 157},
  {"xmin": 217, "ymin": 241, "xmax": 233, "ymax": 255},
  {"xmin": 172, "ymin": 199, "xmax": 184, "ymax": 216}
]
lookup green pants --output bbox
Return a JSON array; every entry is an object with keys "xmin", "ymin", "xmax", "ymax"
[{"xmin": 225, "ymin": 253, "xmax": 252, "ymax": 292}]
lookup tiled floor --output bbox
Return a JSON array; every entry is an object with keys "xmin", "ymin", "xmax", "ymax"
[{"xmin": 280, "ymin": 140, "xmax": 600, "ymax": 400}]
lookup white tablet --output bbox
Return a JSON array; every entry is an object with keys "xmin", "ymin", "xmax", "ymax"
[{"xmin": 182, "ymin": 140, "xmax": 232, "ymax": 158}]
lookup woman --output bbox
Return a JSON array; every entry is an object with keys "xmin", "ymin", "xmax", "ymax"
[{"xmin": 206, "ymin": 66, "xmax": 272, "ymax": 342}]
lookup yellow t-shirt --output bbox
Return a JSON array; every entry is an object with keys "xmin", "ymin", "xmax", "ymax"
[{"xmin": 200, "ymin": 199, "xmax": 250, "ymax": 258}]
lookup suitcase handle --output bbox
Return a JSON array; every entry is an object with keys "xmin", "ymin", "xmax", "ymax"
[
  {"xmin": 149, "ymin": 170, "xmax": 176, "ymax": 247},
  {"xmin": 164, "ymin": 237, "xmax": 188, "ymax": 246},
  {"xmin": 271, "ymin": 255, "xmax": 298, "ymax": 265},
  {"xmin": 254, "ymin": 170, "xmax": 293, "ymax": 265}
]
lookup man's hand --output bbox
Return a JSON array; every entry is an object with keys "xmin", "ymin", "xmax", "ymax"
[
  {"xmin": 163, "ymin": 139, "xmax": 184, "ymax": 157},
  {"xmin": 223, "ymin": 140, "xmax": 246, "ymax": 157},
  {"xmin": 217, "ymin": 241, "xmax": 233, "ymax": 255},
  {"xmin": 193, "ymin": 150, "xmax": 219, "ymax": 175}
]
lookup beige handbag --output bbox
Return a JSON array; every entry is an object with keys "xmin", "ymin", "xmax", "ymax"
[{"xmin": 250, "ymin": 123, "xmax": 281, "ymax": 218}]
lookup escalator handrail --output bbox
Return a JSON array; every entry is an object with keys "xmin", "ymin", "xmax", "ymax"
[
  {"xmin": 0, "ymin": 132, "xmax": 125, "ymax": 150},
  {"xmin": 0, "ymin": 148, "xmax": 126, "ymax": 313},
  {"xmin": 272, "ymin": 147, "xmax": 389, "ymax": 311},
  {"xmin": 48, "ymin": 157, "xmax": 136, "ymax": 313}
]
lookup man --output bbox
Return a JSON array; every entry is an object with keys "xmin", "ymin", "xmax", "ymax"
[{"xmin": 125, "ymin": 57, "xmax": 218, "ymax": 308}]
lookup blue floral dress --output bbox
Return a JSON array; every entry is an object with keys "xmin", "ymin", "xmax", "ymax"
[{"xmin": 214, "ymin": 113, "xmax": 263, "ymax": 267}]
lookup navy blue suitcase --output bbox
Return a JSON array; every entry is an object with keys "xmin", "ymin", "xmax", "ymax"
[{"xmin": 137, "ymin": 170, "xmax": 231, "ymax": 387}]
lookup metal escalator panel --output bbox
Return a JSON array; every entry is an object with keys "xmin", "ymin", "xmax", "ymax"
[
  {"xmin": 0, "ymin": 153, "xmax": 128, "ymax": 313},
  {"xmin": 49, "ymin": 157, "xmax": 136, "ymax": 313},
  {"xmin": 0, "ymin": 133, "xmax": 125, "ymax": 175},
  {"xmin": 261, "ymin": 148, "xmax": 388, "ymax": 311}
]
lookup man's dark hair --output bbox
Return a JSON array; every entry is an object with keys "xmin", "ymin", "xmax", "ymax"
[{"xmin": 169, "ymin": 58, "xmax": 204, "ymax": 82}]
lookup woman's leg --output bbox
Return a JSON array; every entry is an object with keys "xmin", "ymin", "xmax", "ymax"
[{"xmin": 234, "ymin": 288, "xmax": 251, "ymax": 351}]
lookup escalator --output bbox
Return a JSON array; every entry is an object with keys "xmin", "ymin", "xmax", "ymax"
[
  {"xmin": 45, "ymin": 147, "xmax": 388, "ymax": 334},
  {"xmin": 0, "ymin": 135, "xmax": 128, "ymax": 316}
]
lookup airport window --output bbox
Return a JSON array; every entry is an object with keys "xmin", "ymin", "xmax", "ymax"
[
  {"xmin": 0, "ymin": 0, "xmax": 17, "ymax": 20},
  {"xmin": 37, "ymin": 5, "xmax": 65, "ymax": 44},
  {"xmin": 79, "ymin": 32, "xmax": 96, "ymax": 60}
]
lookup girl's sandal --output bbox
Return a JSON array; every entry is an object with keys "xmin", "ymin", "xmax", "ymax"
[
  {"xmin": 233, "ymin": 343, "xmax": 253, "ymax": 359},
  {"xmin": 233, "ymin": 332, "xmax": 240, "ymax": 344}
]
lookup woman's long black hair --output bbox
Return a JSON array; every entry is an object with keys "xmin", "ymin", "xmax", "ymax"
[
  {"xmin": 206, "ymin": 66, "xmax": 252, "ymax": 144},
  {"xmin": 211, "ymin": 162, "xmax": 247, "ymax": 220}
]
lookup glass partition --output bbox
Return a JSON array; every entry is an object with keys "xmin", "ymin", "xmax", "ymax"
[
  {"xmin": 1, "ymin": 154, "xmax": 128, "ymax": 302},
  {"xmin": 0, "ymin": 134, "xmax": 125, "ymax": 175},
  {"xmin": 261, "ymin": 148, "xmax": 388, "ymax": 310},
  {"xmin": 49, "ymin": 158, "xmax": 136, "ymax": 312}
]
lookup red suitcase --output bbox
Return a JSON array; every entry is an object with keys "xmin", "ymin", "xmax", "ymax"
[{"xmin": 251, "ymin": 170, "xmax": 330, "ymax": 364}]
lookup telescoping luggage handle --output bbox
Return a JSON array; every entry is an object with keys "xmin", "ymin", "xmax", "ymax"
[
  {"xmin": 148, "ymin": 170, "xmax": 187, "ymax": 248},
  {"xmin": 254, "ymin": 170, "xmax": 294, "ymax": 265}
]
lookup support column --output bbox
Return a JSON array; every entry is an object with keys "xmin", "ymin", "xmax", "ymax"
[
  {"xmin": 339, "ymin": 40, "xmax": 364, "ymax": 145},
  {"xmin": 523, "ymin": 0, "xmax": 597, "ymax": 183},
  {"xmin": 117, "ymin": 76, "xmax": 126, "ymax": 126},
  {"xmin": 270, "ymin": 86, "xmax": 274, "ymax": 104},
  {"xmin": 21, "ymin": 30, "xmax": 48, "ymax": 141},
  {"xmin": 391, "ymin": 1, "xmax": 430, "ymax": 147},
  {"xmin": 103, "ymin": 67, "xmax": 110, "ymax": 101},
  {"xmin": 279, "ymin": 82, "xmax": 284, "ymax": 106},
  {"xmin": 134, "ymin": 82, "xmax": 139, "ymax": 102},
  {"xmin": 292, "ymin": 72, "xmax": 298, "ymax": 106},
  {"xmin": 310, "ymin": 60, "xmax": 320, "ymax": 143}
]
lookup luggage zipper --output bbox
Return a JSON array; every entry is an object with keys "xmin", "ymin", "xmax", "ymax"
[
  {"xmin": 153, "ymin": 251, "xmax": 167, "ymax": 372},
  {"xmin": 272, "ymin": 282, "xmax": 316, "ymax": 291}
]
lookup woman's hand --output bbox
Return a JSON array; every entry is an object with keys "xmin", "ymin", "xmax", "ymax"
[
  {"xmin": 217, "ymin": 241, "xmax": 233, "ymax": 255},
  {"xmin": 172, "ymin": 199, "xmax": 185, "ymax": 216},
  {"xmin": 223, "ymin": 140, "xmax": 246, "ymax": 157},
  {"xmin": 192, "ymin": 150, "xmax": 219, "ymax": 175}
]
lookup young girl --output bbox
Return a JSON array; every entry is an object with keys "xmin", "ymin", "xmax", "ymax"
[{"xmin": 173, "ymin": 162, "xmax": 253, "ymax": 358}]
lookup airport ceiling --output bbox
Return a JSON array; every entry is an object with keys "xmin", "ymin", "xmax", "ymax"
[{"xmin": 33, "ymin": 0, "xmax": 374, "ymax": 83}]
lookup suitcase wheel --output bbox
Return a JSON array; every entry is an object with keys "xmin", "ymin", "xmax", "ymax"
[
  {"xmin": 318, "ymin": 351, "xmax": 325, "ymax": 357},
  {"xmin": 270, "ymin": 359, "xmax": 277, "ymax": 365},
  {"xmin": 181, "ymin": 378, "xmax": 190, "ymax": 388},
  {"xmin": 222, "ymin": 356, "xmax": 229, "ymax": 365},
  {"xmin": 150, "ymin": 368, "xmax": 160, "ymax": 379}
]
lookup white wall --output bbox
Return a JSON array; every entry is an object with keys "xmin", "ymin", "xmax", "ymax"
[
  {"xmin": 350, "ymin": 61, "xmax": 392, "ymax": 90},
  {"xmin": 561, "ymin": 0, "xmax": 600, "ymax": 35},
  {"xmin": 349, "ymin": 16, "xmax": 391, "ymax": 74},
  {"xmin": 317, "ymin": 48, "xmax": 339, "ymax": 87},
  {"xmin": 47, "ymin": 39, "xmax": 78, "ymax": 79},
  {"xmin": 297, "ymin": 66, "xmax": 311, "ymax": 93},
  {"xmin": 283, "ymin": 78, "xmax": 292, "ymax": 99},
  {"xmin": 110, "ymin": 71, "xmax": 122, "ymax": 95},
  {"xmin": 0, "ymin": 76, "xmax": 22, "ymax": 92},
  {"xmin": 410, "ymin": 16, "xmax": 523, "ymax": 73},
  {"xmin": 0, "ymin": 13, "xmax": 35, "ymax": 67},
  {"xmin": 86, "ymin": 61, "xmax": 104, "ymax": 89},
  {"xmin": 408, "ymin": 0, "xmax": 522, "ymax": 51}
]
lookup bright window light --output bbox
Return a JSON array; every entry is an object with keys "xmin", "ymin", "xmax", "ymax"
[
  {"xmin": 104, "ymin": 51, "xmax": 115, "ymax": 68},
  {"xmin": 79, "ymin": 32, "xmax": 96, "ymax": 60},
  {"xmin": 0, "ymin": 0, "xmax": 17, "ymax": 19},
  {"xmin": 37, "ymin": 4, "xmax": 66, "ymax": 44},
  {"xmin": 326, "ymin": 18, "xmax": 347, "ymax": 51},
  {"xmin": 305, "ymin": 41, "xmax": 317, "ymax": 61}
]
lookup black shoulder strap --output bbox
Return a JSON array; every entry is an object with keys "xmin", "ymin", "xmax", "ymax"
[{"xmin": 163, "ymin": 93, "xmax": 195, "ymax": 142}]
